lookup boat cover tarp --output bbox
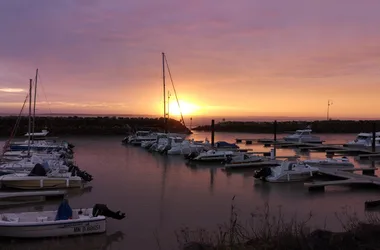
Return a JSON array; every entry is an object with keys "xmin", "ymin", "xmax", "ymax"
[
  {"xmin": 28, "ymin": 163, "xmax": 47, "ymax": 176},
  {"xmin": 216, "ymin": 141, "xmax": 239, "ymax": 148},
  {"xmin": 55, "ymin": 200, "xmax": 73, "ymax": 220}
]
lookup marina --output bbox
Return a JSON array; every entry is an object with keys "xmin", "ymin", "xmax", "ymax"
[{"xmin": 1, "ymin": 132, "xmax": 380, "ymax": 249}]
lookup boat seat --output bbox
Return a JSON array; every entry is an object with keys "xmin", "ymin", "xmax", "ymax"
[
  {"xmin": 4, "ymin": 217, "xmax": 20, "ymax": 222},
  {"xmin": 37, "ymin": 216, "xmax": 49, "ymax": 222}
]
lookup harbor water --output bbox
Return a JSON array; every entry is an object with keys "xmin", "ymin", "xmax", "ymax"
[{"xmin": 1, "ymin": 132, "xmax": 380, "ymax": 249}]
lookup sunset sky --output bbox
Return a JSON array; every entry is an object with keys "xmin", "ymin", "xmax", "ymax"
[{"xmin": 1, "ymin": 0, "xmax": 380, "ymax": 120}]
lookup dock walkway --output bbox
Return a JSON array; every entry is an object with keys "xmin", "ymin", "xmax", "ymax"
[
  {"xmin": 305, "ymin": 167, "xmax": 380, "ymax": 191},
  {"xmin": 236, "ymin": 138, "xmax": 378, "ymax": 157}
]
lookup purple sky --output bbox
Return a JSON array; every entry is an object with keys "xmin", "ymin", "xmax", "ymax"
[{"xmin": 1, "ymin": 0, "xmax": 380, "ymax": 118}]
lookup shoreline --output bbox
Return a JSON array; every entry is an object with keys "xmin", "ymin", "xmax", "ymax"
[
  {"xmin": 0, "ymin": 116, "xmax": 192, "ymax": 137},
  {"xmin": 192, "ymin": 119, "xmax": 380, "ymax": 134}
]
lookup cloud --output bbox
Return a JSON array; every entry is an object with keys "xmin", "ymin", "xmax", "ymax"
[
  {"xmin": 0, "ymin": 88, "xmax": 25, "ymax": 93},
  {"xmin": 1, "ymin": 0, "xmax": 380, "ymax": 117}
]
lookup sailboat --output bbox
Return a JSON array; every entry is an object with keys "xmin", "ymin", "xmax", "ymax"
[
  {"xmin": 0, "ymin": 74, "xmax": 92, "ymax": 190},
  {"xmin": 6, "ymin": 70, "xmax": 71, "ymax": 152}
]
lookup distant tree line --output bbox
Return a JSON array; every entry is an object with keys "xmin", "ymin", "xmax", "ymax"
[
  {"xmin": 0, "ymin": 116, "xmax": 191, "ymax": 137},
  {"xmin": 193, "ymin": 120, "xmax": 380, "ymax": 134}
]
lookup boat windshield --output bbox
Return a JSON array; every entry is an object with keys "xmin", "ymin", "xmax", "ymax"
[
  {"xmin": 136, "ymin": 131, "xmax": 151, "ymax": 136},
  {"xmin": 357, "ymin": 136, "xmax": 370, "ymax": 140}
]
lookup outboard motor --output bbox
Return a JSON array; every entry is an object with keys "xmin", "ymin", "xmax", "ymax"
[
  {"xmin": 68, "ymin": 165, "xmax": 93, "ymax": 182},
  {"xmin": 92, "ymin": 204, "xmax": 126, "ymax": 220},
  {"xmin": 121, "ymin": 137, "xmax": 128, "ymax": 144},
  {"xmin": 160, "ymin": 144, "xmax": 171, "ymax": 155},
  {"xmin": 185, "ymin": 152, "xmax": 198, "ymax": 160},
  {"xmin": 224, "ymin": 155, "xmax": 233, "ymax": 164},
  {"xmin": 253, "ymin": 167, "xmax": 272, "ymax": 181}
]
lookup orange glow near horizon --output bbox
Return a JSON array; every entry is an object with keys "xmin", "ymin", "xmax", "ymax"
[{"xmin": 168, "ymin": 100, "xmax": 201, "ymax": 117}]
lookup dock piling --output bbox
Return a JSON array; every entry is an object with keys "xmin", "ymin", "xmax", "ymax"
[
  {"xmin": 273, "ymin": 120, "xmax": 277, "ymax": 158},
  {"xmin": 211, "ymin": 119, "xmax": 215, "ymax": 147},
  {"xmin": 372, "ymin": 122, "xmax": 376, "ymax": 153}
]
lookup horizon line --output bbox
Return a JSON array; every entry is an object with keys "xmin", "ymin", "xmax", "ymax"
[{"xmin": 0, "ymin": 112, "xmax": 379, "ymax": 121}]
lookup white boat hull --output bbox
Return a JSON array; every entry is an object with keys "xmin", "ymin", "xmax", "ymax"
[
  {"xmin": 266, "ymin": 172, "xmax": 316, "ymax": 183},
  {"xmin": 0, "ymin": 175, "xmax": 83, "ymax": 190},
  {"xmin": 283, "ymin": 137, "xmax": 322, "ymax": 143},
  {"xmin": 0, "ymin": 209, "xmax": 106, "ymax": 238}
]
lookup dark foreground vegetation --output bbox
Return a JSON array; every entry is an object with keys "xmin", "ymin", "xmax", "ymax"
[
  {"xmin": 0, "ymin": 116, "xmax": 191, "ymax": 137},
  {"xmin": 193, "ymin": 120, "xmax": 380, "ymax": 134},
  {"xmin": 177, "ymin": 201, "xmax": 380, "ymax": 250}
]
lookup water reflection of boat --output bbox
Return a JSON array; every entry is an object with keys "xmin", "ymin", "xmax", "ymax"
[{"xmin": 0, "ymin": 186, "xmax": 92, "ymax": 209}]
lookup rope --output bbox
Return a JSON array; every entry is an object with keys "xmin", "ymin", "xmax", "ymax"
[
  {"xmin": 1, "ymin": 93, "xmax": 29, "ymax": 156},
  {"xmin": 163, "ymin": 55, "xmax": 186, "ymax": 127},
  {"xmin": 36, "ymin": 71, "xmax": 54, "ymax": 130}
]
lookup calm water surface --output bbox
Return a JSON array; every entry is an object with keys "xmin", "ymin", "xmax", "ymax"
[{"xmin": 2, "ymin": 132, "xmax": 380, "ymax": 250}]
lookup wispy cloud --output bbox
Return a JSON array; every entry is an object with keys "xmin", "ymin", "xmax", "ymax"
[{"xmin": 0, "ymin": 88, "xmax": 25, "ymax": 93}]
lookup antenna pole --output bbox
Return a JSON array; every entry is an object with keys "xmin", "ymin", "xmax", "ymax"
[
  {"xmin": 167, "ymin": 91, "xmax": 170, "ymax": 120},
  {"xmin": 327, "ymin": 99, "xmax": 333, "ymax": 120},
  {"xmin": 162, "ymin": 52, "xmax": 167, "ymax": 133},
  {"xmin": 32, "ymin": 68, "xmax": 38, "ymax": 144}
]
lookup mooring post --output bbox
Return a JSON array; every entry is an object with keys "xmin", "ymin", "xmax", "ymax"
[
  {"xmin": 273, "ymin": 120, "xmax": 277, "ymax": 158},
  {"xmin": 372, "ymin": 122, "xmax": 376, "ymax": 153},
  {"xmin": 211, "ymin": 119, "xmax": 215, "ymax": 147}
]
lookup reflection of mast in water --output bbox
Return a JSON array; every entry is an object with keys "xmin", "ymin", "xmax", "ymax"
[
  {"xmin": 209, "ymin": 168, "xmax": 215, "ymax": 193},
  {"xmin": 157, "ymin": 155, "xmax": 169, "ymax": 227}
]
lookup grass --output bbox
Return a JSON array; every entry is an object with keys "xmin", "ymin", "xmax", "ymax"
[{"xmin": 176, "ymin": 197, "xmax": 380, "ymax": 250}]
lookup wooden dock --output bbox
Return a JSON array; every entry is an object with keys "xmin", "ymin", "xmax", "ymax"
[
  {"xmin": 236, "ymin": 138, "xmax": 380, "ymax": 158},
  {"xmin": 356, "ymin": 153, "xmax": 380, "ymax": 160},
  {"xmin": 305, "ymin": 168, "xmax": 380, "ymax": 191},
  {"xmin": 223, "ymin": 160, "xmax": 280, "ymax": 171}
]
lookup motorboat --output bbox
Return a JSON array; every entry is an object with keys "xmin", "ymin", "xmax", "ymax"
[
  {"xmin": 283, "ymin": 127, "xmax": 322, "ymax": 143},
  {"xmin": 0, "ymin": 163, "xmax": 92, "ymax": 190},
  {"xmin": 0, "ymin": 173, "xmax": 84, "ymax": 190},
  {"xmin": 303, "ymin": 157, "xmax": 354, "ymax": 168},
  {"xmin": 343, "ymin": 133, "xmax": 380, "ymax": 150},
  {"xmin": 167, "ymin": 139, "xmax": 209, "ymax": 155},
  {"xmin": 254, "ymin": 161, "xmax": 319, "ymax": 183},
  {"xmin": 128, "ymin": 131, "xmax": 158, "ymax": 146},
  {"xmin": 223, "ymin": 153, "xmax": 265, "ymax": 168},
  {"xmin": 214, "ymin": 141, "xmax": 240, "ymax": 151},
  {"xmin": 0, "ymin": 201, "xmax": 125, "ymax": 238},
  {"xmin": 187, "ymin": 150, "xmax": 235, "ymax": 162},
  {"xmin": 156, "ymin": 136, "xmax": 184, "ymax": 153},
  {"xmin": 343, "ymin": 132, "xmax": 380, "ymax": 147}
]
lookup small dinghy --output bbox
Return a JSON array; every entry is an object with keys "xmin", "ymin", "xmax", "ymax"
[
  {"xmin": 0, "ymin": 200, "xmax": 126, "ymax": 238},
  {"xmin": 0, "ymin": 163, "xmax": 92, "ymax": 190}
]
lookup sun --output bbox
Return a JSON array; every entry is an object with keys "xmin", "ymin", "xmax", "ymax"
[{"xmin": 168, "ymin": 100, "xmax": 200, "ymax": 117}]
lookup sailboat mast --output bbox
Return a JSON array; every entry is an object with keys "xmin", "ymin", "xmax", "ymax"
[
  {"xmin": 32, "ymin": 68, "xmax": 38, "ymax": 144},
  {"xmin": 27, "ymin": 79, "xmax": 32, "ymax": 156},
  {"xmin": 162, "ymin": 52, "xmax": 167, "ymax": 133}
]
